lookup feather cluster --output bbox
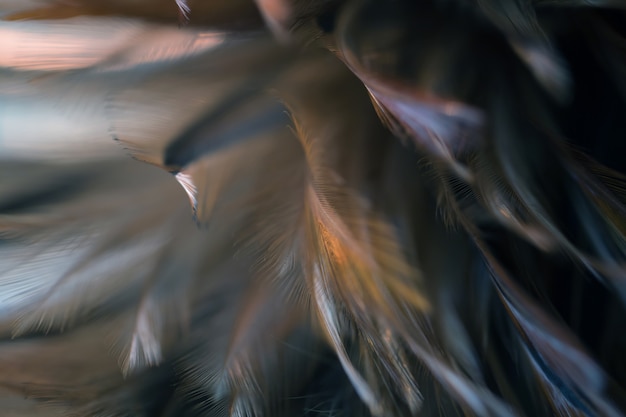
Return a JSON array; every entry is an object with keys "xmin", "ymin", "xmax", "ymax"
[{"xmin": 1, "ymin": 0, "xmax": 626, "ymax": 416}]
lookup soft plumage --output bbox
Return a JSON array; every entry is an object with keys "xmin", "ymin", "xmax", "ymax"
[{"xmin": 1, "ymin": 0, "xmax": 626, "ymax": 416}]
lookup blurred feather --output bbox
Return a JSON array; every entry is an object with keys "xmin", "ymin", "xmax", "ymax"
[
  {"xmin": 1, "ymin": 0, "xmax": 261, "ymax": 28},
  {"xmin": 1, "ymin": 0, "xmax": 626, "ymax": 416}
]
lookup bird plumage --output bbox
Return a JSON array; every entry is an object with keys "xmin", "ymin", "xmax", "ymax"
[{"xmin": 1, "ymin": 0, "xmax": 626, "ymax": 416}]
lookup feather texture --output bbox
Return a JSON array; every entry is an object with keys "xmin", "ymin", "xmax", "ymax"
[{"xmin": 1, "ymin": 0, "xmax": 626, "ymax": 416}]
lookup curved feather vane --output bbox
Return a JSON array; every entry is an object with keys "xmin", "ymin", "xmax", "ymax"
[{"xmin": 1, "ymin": 0, "xmax": 626, "ymax": 416}]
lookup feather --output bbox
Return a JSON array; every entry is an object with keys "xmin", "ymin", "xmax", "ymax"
[
  {"xmin": 2, "ymin": 0, "xmax": 261, "ymax": 28},
  {"xmin": 1, "ymin": 0, "xmax": 626, "ymax": 416}
]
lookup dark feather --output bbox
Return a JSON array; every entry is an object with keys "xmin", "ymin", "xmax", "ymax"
[{"xmin": 1, "ymin": 0, "xmax": 626, "ymax": 416}]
